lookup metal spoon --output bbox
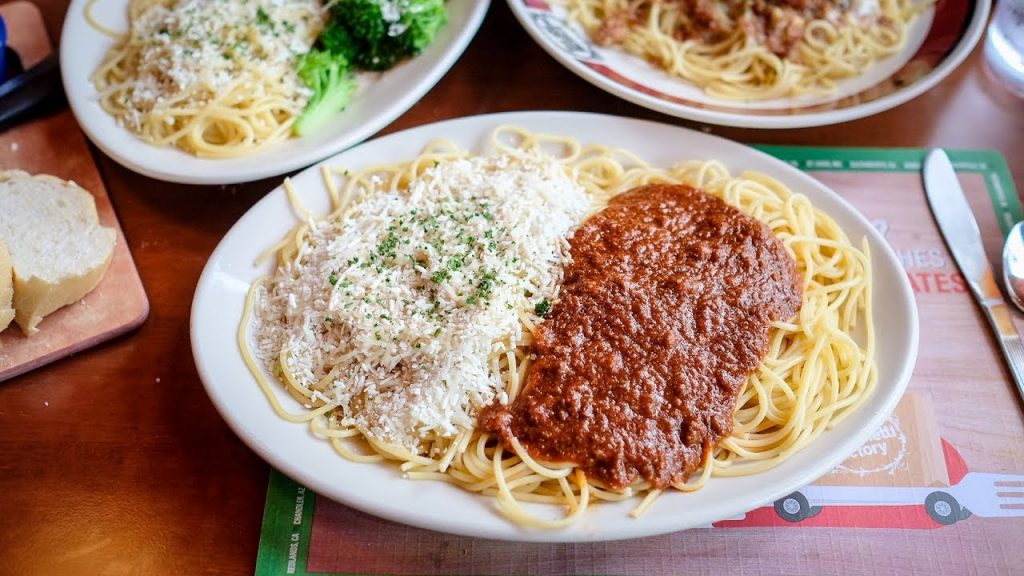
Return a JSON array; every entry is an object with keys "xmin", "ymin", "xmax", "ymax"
[{"xmin": 1003, "ymin": 221, "xmax": 1024, "ymax": 313}]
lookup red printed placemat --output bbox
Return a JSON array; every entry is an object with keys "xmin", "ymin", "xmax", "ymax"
[{"xmin": 255, "ymin": 147, "xmax": 1024, "ymax": 576}]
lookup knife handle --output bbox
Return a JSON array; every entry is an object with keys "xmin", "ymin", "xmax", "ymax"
[
  {"xmin": 981, "ymin": 300, "xmax": 1024, "ymax": 406},
  {"xmin": 0, "ymin": 53, "xmax": 60, "ymax": 132}
]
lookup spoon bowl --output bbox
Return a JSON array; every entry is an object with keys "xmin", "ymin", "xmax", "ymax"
[{"xmin": 1002, "ymin": 221, "xmax": 1024, "ymax": 313}]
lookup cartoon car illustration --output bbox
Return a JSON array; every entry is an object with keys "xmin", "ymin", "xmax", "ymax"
[
  {"xmin": 715, "ymin": 394, "xmax": 1024, "ymax": 530},
  {"xmin": 767, "ymin": 440, "xmax": 1024, "ymax": 526}
]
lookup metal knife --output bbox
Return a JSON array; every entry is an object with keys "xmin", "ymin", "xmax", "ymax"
[{"xmin": 923, "ymin": 148, "xmax": 1024, "ymax": 406}]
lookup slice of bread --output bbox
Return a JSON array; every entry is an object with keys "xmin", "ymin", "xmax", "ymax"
[
  {"xmin": 0, "ymin": 238, "xmax": 13, "ymax": 332},
  {"xmin": 0, "ymin": 171, "xmax": 117, "ymax": 335}
]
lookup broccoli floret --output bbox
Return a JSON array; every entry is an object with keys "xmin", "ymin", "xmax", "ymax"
[
  {"xmin": 333, "ymin": 0, "xmax": 389, "ymax": 44},
  {"xmin": 318, "ymin": 21, "xmax": 359, "ymax": 63},
  {"xmin": 399, "ymin": 0, "xmax": 447, "ymax": 55},
  {"xmin": 293, "ymin": 50, "xmax": 357, "ymax": 136},
  {"xmin": 352, "ymin": 35, "xmax": 405, "ymax": 71},
  {"xmin": 326, "ymin": 0, "xmax": 448, "ymax": 71},
  {"xmin": 296, "ymin": 0, "xmax": 447, "ymax": 129}
]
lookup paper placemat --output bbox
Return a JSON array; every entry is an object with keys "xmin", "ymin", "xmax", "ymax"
[{"xmin": 254, "ymin": 147, "xmax": 1024, "ymax": 576}]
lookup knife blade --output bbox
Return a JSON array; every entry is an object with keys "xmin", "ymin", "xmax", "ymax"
[{"xmin": 923, "ymin": 148, "xmax": 1024, "ymax": 406}]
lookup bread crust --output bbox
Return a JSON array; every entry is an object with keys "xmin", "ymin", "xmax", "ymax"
[{"xmin": 0, "ymin": 238, "xmax": 13, "ymax": 332}]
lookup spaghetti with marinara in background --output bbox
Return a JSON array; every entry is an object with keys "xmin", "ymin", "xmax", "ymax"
[
  {"xmin": 564, "ymin": 0, "xmax": 934, "ymax": 100},
  {"xmin": 239, "ymin": 126, "xmax": 876, "ymax": 528}
]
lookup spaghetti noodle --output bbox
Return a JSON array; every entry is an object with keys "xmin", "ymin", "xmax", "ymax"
[
  {"xmin": 239, "ymin": 126, "xmax": 876, "ymax": 528},
  {"xmin": 564, "ymin": 0, "xmax": 934, "ymax": 100}
]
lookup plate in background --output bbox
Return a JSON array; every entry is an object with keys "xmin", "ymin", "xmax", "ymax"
[
  {"xmin": 507, "ymin": 0, "xmax": 989, "ymax": 128},
  {"xmin": 60, "ymin": 0, "xmax": 490, "ymax": 185}
]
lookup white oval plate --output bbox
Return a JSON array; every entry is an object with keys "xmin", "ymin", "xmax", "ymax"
[
  {"xmin": 60, "ymin": 0, "xmax": 490, "ymax": 185},
  {"xmin": 507, "ymin": 0, "xmax": 989, "ymax": 128},
  {"xmin": 191, "ymin": 111, "xmax": 919, "ymax": 542}
]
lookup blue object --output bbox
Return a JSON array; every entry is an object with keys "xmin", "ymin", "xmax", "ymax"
[{"xmin": 0, "ymin": 16, "xmax": 7, "ymax": 83}]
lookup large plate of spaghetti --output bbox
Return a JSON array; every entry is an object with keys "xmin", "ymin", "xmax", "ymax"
[
  {"xmin": 507, "ymin": 0, "xmax": 989, "ymax": 128},
  {"xmin": 59, "ymin": 0, "xmax": 489, "ymax": 185},
  {"xmin": 191, "ymin": 111, "xmax": 918, "ymax": 541}
]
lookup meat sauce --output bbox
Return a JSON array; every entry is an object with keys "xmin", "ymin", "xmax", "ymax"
[
  {"xmin": 480, "ymin": 184, "xmax": 802, "ymax": 489},
  {"xmin": 596, "ymin": 0, "xmax": 876, "ymax": 58}
]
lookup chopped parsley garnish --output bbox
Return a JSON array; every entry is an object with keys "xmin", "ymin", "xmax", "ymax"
[
  {"xmin": 448, "ymin": 253, "xmax": 466, "ymax": 271},
  {"xmin": 474, "ymin": 270, "xmax": 497, "ymax": 302},
  {"xmin": 256, "ymin": 7, "xmax": 272, "ymax": 26},
  {"xmin": 534, "ymin": 299, "xmax": 551, "ymax": 317},
  {"xmin": 377, "ymin": 230, "xmax": 400, "ymax": 261}
]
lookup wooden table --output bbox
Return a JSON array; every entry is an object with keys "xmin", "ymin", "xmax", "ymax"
[{"xmin": 2, "ymin": 2, "xmax": 1022, "ymax": 574}]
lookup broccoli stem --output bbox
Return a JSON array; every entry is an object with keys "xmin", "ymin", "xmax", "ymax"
[
  {"xmin": 294, "ymin": 76, "xmax": 356, "ymax": 136},
  {"xmin": 293, "ymin": 51, "xmax": 358, "ymax": 136}
]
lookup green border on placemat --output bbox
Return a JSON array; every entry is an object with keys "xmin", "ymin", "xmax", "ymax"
[
  {"xmin": 256, "ymin": 471, "xmax": 318, "ymax": 576},
  {"xmin": 754, "ymin": 146, "xmax": 1023, "ymax": 233},
  {"xmin": 253, "ymin": 146, "xmax": 1021, "ymax": 576}
]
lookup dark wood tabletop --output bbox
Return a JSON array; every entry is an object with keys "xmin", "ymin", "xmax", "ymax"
[{"xmin": 2, "ymin": 1, "xmax": 1023, "ymax": 574}]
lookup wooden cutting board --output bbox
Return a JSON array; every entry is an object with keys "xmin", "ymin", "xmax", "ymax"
[{"xmin": 0, "ymin": 0, "xmax": 148, "ymax": 381}]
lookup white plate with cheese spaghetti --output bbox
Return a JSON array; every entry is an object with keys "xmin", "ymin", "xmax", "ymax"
[
  {"xmin": 60, "ymin": 0, "xmax": 489, "ymax": 184},
  {"xmin": 191, "ymin": 111, "xmax": 918, "ymax": 541},
  {"xmin": 508, "ymin": 0, "xmax": 988, "ymax": 128}
]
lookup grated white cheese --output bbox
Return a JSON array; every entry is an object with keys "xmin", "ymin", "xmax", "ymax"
[
  {"xmin": 114, "ymin": 0, "xmax": 323, "ymax": 131},
  {"xmin": 254, "ymin": 152, "xmax": 590, "ymax": 451},
  {"xmin": 826, "ymin": 0, "xmax": 882, "ymax": 24},
  {"xmin": 854, "ymin": 0, "xmax": 881, "ymax": 18}
]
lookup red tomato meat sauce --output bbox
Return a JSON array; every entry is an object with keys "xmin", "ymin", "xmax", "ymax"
[{"xmin": 480, "ymin": 184, "xmax": 803, "ymax": 490}]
